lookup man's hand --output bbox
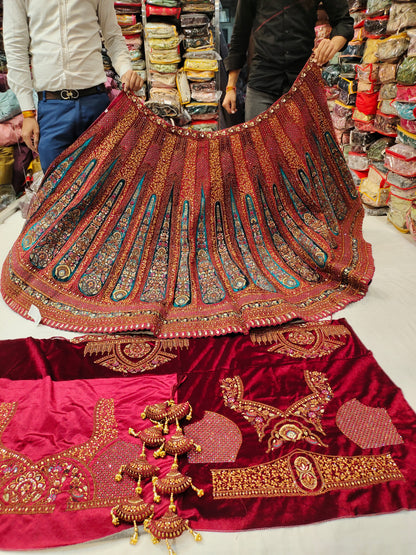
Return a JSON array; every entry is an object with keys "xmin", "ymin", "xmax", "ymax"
[
  {"xmin": 313, "ymin": 36, "xmax": 347, "ymax": 66},
  {"xmin": 222, "ymin": 89, "xmax": 238, "ymax": 115},
  {"xmin": 21, "ymin": 117, "xmax": 39, "ymax": 152},
  {"xmin": 121, "ymin": 70, "xmax": 144, "ymax": 92}
]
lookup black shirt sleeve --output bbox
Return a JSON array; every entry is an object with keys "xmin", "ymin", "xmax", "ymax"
[
  {"xmin": 323, "ymin": 0, "xmax": 354, "ymax": 42},
  {"xmin": 224, "ymin": 0, "xmax": 257, "ymax": 73}
]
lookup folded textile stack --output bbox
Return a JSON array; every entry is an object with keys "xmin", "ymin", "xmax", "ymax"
[
  {"xmin": 114, "ymin": 2, "xmax": 147, "ymax": 98},
  {"xmin": 180, "ymin": 4, "xmax": 220, "ymax": 131},
  {"xmin": 321, "ymin": 0, "xmax": 416, "ymax": 235},
  {"xmin": 145, "ymin": 20, "xmax": 182, "ymax": 118}
]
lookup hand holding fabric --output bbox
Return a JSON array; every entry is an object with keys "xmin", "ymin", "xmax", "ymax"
[
  {"xmin": 313, "ymin": 36, "xmax": 347, "ymax": 66},
  {"xmin": 121, "ymin": 70, "xmax": 144, "ymax": 92},
  {"xmin": 21, "ymin": 117, "xmax": 39, "ymax": 153}
]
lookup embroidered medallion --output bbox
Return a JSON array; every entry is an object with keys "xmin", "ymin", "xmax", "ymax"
[
  {"xmin": 211, "ymin": 449, "xmax": 404, "ymax": 498},
  {"xmin": 336, "ymin": 399, "xmax": 404, "ymax": 449}
]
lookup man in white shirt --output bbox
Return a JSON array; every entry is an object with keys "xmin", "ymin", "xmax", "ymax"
[{"xmin": 3, "ymin": 0, "xmax": 143, "ymax": 172}]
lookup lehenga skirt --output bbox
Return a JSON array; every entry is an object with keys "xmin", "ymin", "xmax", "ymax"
[{"xmin": 1, "ymin": 61, "xmax": 374, "ymax": 337}]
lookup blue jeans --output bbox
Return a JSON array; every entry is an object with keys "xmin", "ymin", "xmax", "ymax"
[{"xmin": 37, "ymin": 90, "xmax": 109, "ymax": 172}]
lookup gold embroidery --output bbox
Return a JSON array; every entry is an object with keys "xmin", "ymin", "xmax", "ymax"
[
  {"xmin": 72, "ymin": 334, "xmax": 189, "ymax": 374},
  {"xmin": 211, "ymin": 449, "xmax": 404, "ymax": 498},
  {"xmin": 220, "ymin": 371, "xmax": 333, "ymax": 451},
  {"xmin": 249, "ymin": 321, "xmax": 350, "ymax": 358},
  {"xmin": 0, "ymin": 399, "xmax": 138, "ymax": 514}
]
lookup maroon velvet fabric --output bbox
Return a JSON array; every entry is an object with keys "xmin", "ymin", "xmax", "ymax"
[
  {"xmin": 0, "ymin": 318, "xmax": 415, "ymax": 548},
  {"xmin": 174, "ymin": 320, "xmax": 416, "ymax": 530}
]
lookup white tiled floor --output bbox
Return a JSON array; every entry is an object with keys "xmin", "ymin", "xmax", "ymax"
[{"xmin": 0, "ymin": 210, "xmax": 415, "ymax": 554}]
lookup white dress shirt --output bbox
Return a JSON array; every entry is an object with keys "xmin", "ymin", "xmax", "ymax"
[{"xmin": 3, "ymin": 0, "xmax": 133, "ymax": 111}]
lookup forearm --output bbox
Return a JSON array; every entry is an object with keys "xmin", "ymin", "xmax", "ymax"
[
  {"xmin": 3, "ymin": 0, "xmax": 36, "ymax": 110},
  {"xmin": 98, "ymin": 0, "xmax": 132, "ymax": 78}
]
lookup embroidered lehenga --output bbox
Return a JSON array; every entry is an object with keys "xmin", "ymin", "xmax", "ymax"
[{"xmin": 1, "ymin": 62, "xmax": 374, "ymax": 337}]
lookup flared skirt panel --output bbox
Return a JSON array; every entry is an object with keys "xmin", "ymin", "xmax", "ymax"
[{"xmin": 1, "ymin": 61, "xmax": 374, "ymax": 337}]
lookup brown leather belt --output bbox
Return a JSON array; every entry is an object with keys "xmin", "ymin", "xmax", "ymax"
[{"xmin": 38, "ymin": 84, "xmax": 106, "ymax": 101}]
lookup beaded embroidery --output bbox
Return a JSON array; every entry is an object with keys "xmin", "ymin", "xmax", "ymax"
[
  {"xmin": 220, "ymin": 371, "xmax": 333, "ymax": 451},
  {"xmin": 185, "ymin": 411, "xmax": 243, "ymax": 464},
  {"xmin": 249, "ymin": 321, "xmax": 350, "ymax": 358},
  {"xmin": 1, "ymin": 61, "xmax": 375, "ymax": 337},
  {"xmin": 0, "ymin": 399, "xmax": 140, "ymax": 514},
  {"xmin": 73, "ymin": 334, "xmax": 189, "ymax": 374},
  {"xmin": 336, "ymin": 399, "xmax": 404, "ymax": 449},
  {"xmin": 211, "ymin": 449, "xmax": 404, "ymax": 498}
]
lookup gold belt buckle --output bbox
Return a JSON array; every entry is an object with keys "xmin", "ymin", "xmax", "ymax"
[{"xmin": 60, "ymin": 89, "xmax": 80, "ymax": 100}]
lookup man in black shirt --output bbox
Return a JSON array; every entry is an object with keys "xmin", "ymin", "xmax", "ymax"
[{"xmin": 222, "ymin": 0, "xmax": 353, "ymax": 120}]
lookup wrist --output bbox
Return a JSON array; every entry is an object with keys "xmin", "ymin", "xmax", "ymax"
[
  {"xmin": 226, "ymin": 85, "xmax": 236, "ymax": 92},
  {"xmin": 22, "ymin": 110, "xmax": 36, "ymax": 118}
]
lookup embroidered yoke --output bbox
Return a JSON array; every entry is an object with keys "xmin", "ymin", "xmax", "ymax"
[{"xmin": 1, "ymin": 61, "xmax": 374, "ymax": 337}]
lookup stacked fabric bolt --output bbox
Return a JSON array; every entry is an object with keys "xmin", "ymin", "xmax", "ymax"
[
  {"xmin": 114, "ymin": 2, "xmax": 146, "ymax": 98},
  {"xmin": 180, "ymin": 3, "xmax": 220, "ymax": 132},
  {"xmin": 322, "ymin": 0, "xmax": 416, "ymax": 234},
  {"xmin": 145, "ymin": 21, "xmax": 182, "ymax": 118}
]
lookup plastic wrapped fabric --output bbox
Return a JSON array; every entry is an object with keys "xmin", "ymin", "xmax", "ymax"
[
  {"xmin": 145, "ymin": 22, "xmax": 178, "ymax": 38},
  {"xmin": 385, "ymin": 143, "xmax": 416, "ymax": 176},
  {"xmin": 356, "ymin": 63, "xmax": 380, "ymax": 83},
  {"xmin": 356, "ymin": 91, "xmax": 379, "ymax": 115},
  {"xmin": 364, "ymin": 16, "xmax": 389, "ymax": 38},
  {"xmin": 150, "ymin": 62, "xmax": 179, "ymax": 73},
  {"xmin": 387, "ymin": 2, "xmax": 416, "ymax": 34},
  {"xmin": 375, "ymin": 33, "xmax": 410, "ymax": 62},
  {"xmin": 397, "ymin": 123, "xmax": 416, "ymax": 147},
  {"xmin": 348, "ymin": 151, "xmax": 369, "ymax": 170},
  {"xmin": 388, "ymin": 188, "xmax": 416, "ymax": 231},
  {"xmin": 350, "ymin": 129, "xmax": 380, "ymax": 153},
  {"xmin": 407, "ymin": 28, "xmax": 416, "ymax": 56},
  {"xmin": 338, "ymin": 76, "xmax": 357, "ymax": 94},
  {"xmin": 363, "ymin": 39, "xmax": 383, "ymax": 63},
  {"xmin": 399, "ymin": 117, "xmax": 416, "ymax": 133},
  {"xmin": 348, "ymin": 0, "xmax": 367, "ymax": 12},
  {"xmin": 378, "ymin": 99, "xmax": 398, "ymax": 116},
  {"xmin": 180, "ymin": 13, "xmax": 210, "ymax": 27},
  {"xmin": 367, "ymin": 136, "xmax": 395, "ymax": 161},
  {"xmin": 393, "ymin": 100, "xmax": 416, "ymax": 120},
  {"xmin": 406, "ymin": 198, "xmax": 416, "ymax": 239},
  {"xmin": 359, "ymin": 162, "xmax": 390, "ymax": 207},
  {"xmin": 342, "ymin": 42, "xmax": 366, "ymax": 57},
  {"xmin": 372, "ymin": 111, "xmax": 399, "ymax": 136},
  {"xmin": 378, "ymin": 62, "xmax": 398, "ymax": 84},
  {"xmin": 397, "ymin": 57, "xmax": 416, "ymax": 85},
  {"xmin": 176, "ymin": 68, "xmax": 191, "ymax": 104},
  {"xmin": 338, "ymin": 88, "xmax": 357, "ymax": 106},
  {"xmin": 321, "ymin": 65, "xmax": 341, "ymax": 86},
  {"xmin": 184, "ymin": 58, "xmax": 218, "ymax": 72},
  {"xmin": 378, "ymin": 82, "xmax": 397, "ymax": 99},
  {"xmin": 148, "ymin": 36, "xmax": 182, "ymax": 50},
  {"xmin": 0, "ymin": 90, "xmax": 22, "ymax": 123},
  {"xmin": 366, "ymin": 0, "xmax": 392, "ymax": 17},
  {"xmin": 396, "ymin": 83, "xmax": 416, "ymax": 102},
  {"xmin": 149, "ymin": 71, "xmax": 177, "ymax": 88}
]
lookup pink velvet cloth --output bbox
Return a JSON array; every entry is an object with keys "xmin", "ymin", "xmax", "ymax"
[{"xmin": 0, "ymin": 374, "xmax": 177, "ymax": 549}]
